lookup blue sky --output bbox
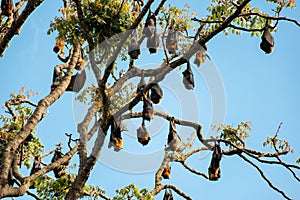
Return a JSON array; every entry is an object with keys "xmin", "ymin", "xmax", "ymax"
[{"xmin": 0, "ymin": 0, "xmax": 299, "ymax": 199}]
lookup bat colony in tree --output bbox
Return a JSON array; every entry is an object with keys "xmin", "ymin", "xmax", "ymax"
[
  {"xmin": 0, "ymin": 0, "xmax": 285, "ymax": 198},
  {"xmin": 46, "ymin": 7, "xmax": 275, "ymax": 186}
]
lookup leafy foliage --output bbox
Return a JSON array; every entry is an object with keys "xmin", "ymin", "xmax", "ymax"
[
  {"xmin": 0, "ymin": 87, "xmax": 44, "ymax": 166},
  {"xmin": 48, "ymin": 0, "xmax": 135, "ymax": 45},
  {"xmin": 218, "ymin": 121, "xmax": 251, "ymax": 148},
  {"xmin": 112, "ymin": 184, "xmax": 153, "ymax": 200}
]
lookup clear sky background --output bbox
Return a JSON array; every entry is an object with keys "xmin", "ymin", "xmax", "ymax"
[{"xmin": 0, "ymin": 0, "xmax": 299, "ymax": 199}]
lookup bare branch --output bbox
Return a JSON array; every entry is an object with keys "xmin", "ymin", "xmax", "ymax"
[
  {"xmin": 228, "ymin": 24, "xmax": 264, "ymax": 32},
  {"xmin": 192, "ymin": 17, "xmax": 223, "ymax": 24},
  {"xmin": 240, "ymin": 12, "xmax": 300, "ymax": 27},
  {"xmin": 179, "ymin": 160, "xmax": 208, "ymax": 179},
  {"xmin": 238, "ymin": 153, "xmax": 292, "ymax": 200}
]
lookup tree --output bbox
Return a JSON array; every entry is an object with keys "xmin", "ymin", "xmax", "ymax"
[{"xmin": 0, "ymin": 0, "xmax": 299, "ymax": 199}]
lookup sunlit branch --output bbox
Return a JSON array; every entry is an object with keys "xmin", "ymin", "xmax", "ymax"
[
  {"xmin": 77, "ymin": 103, "xmax": 99, "ymax": 165},
  {"xmin": 0, "ymin": 44, "xmax": 81, "ymax": 197}
]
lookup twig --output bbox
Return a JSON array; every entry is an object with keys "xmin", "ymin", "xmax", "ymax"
[
  {"xmin": 41, "ymin": 144, "xmax": 62, "ymax": 159},
  {"xmin": 65, "ymin": 133, "xmax": 79, "ymax": 150},
  {"xmin": 4, "ymin": 101, "xmax": 15, "ymax": 117},
  {"xmin": 270, "ymin": 123, "xmax": 300, "ymax": 182},
  {"xmin": 229, "ymin": 24, "xmax": 264, "ymax": 32},
  {"xmin": 179, "ymin": 160, "xmax": 208, "ymax": 179},
  {"xmin": 239, "ymin": 13, "xmax": 300, "ymax": 27},
  {"xmin": 161, "ymin": 15, "xmax": 170, "ymax": 65},
  {"xmin": 192, "ymin": 17, "xmax": 223, "ymax": 24},
  {"xmin": 238, "ymin": 153, "xmax": 292, "ymax": 200}
]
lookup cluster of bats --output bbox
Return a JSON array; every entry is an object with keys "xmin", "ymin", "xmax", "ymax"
[
  {"xmin": 161, "ymin": 142, "xmax": 222, "ymax": 199},
  {"xmin": 28, "ymin": 149, "xmax": 68, "ymax": 188},
  {"xmin": 161, "ymin": 143, "xmax": 222, "ymax": 181},
  {"xmin": 0, "ymin": 0, "xmax": 275, "ymax": 191}
]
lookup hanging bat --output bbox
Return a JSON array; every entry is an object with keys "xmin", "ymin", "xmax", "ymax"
[
  {"xmin": 19, "ymin": 133, "xmax": 34, "ymax": 168},
  {"xmin": 147, "ymin": 34, "xmax": 159, "ymax": 54},
  {"xmin": 24, "ymin": 133, "xmax": 33, "ymax": 146},
  {"xmin": 136, "ymin": 72, "xmax": 149, "ymax": 99},
  {"xmin": 142, "ymin": 11, "xmax": 156, "ymax": 38},
  {"xmin": 137, "ymin": 72, "xmax": 146, "ymax": 94},
  {"xmin": 163, "ymin": 188, "xmax": 174, "ymax": 200},
  {"xmin": 30, "ymin": 156, "xmax": 42, "ymax": 175},
  {"xmin": 162, "ymin": 165, "xmax": 171, "ymax": 179},
  {"xmin": 108, "ymin": 118, "xmax": 123, "ymax": 152},
  {"xmin": 167, "ymin": 118, "xmax": 180, "ymax": 151},
  {"xmin": 29, "ymin": 156, "xmax": 42, "ymax": 189},
  {"xmin": 208, "ymin": 142, "xmax": 222, "ymax": 181},
  {"xmin": 51, "ymin": 150, "xmax": 67, "ymax": 178},
  {"xmin": 66, "ymin": 69, "xmax": 86, "ymax": 92},
  {"xmin": 136, "ymin": 121, "xmax": 151, "ymax": 146},
  {"xmin": 142, "ymin": 96, "xmax": 154, "ymax": 121},
  {"xmin": 1, "ymin": 0, "xmax": 13, "ymax": 17},
  {"xmin": 150, "ymin": 83, "xmax": 163, "ymax": 104},
  {"xmin": 166, "ymin": 25, "xmax": 178, "ymax": 54},
  {"xmin": 182, "ymin": 61, "xmax": 194, "ymax": 90},
  {"xmin": 193, "ymin": 45, "xmax": 207, "ymax": 67},
  {"xmin": 260, "ymin": 27, "xmax": 274, "ymax": 54},
  {"xmin": 53, "ymin": 39, "xmax": 65, "ymax": 53},
  {"xmin": 75, "ymin": 48, "xmax": 85, "ymax": 70},
  {"xmin": 128, "ymin": 30, "xmax": 141, "ymax": 60}
]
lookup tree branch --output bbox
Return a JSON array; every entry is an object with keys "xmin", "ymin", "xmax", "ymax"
[
  {"xmin": 100, "ymin": 0, "xmax": 155, "ymax": 88},
  {"xmin": 240, "ymin": 12, "xmax": 300, "ymax": 27},
  {"xmin": 150, "ymin": 184, "xmax": 192, "ymax": 200},
  {"xmin": 238, "ymin": 153, "xmax": 292, "ymax": 200},
  {"xmin": 0, "ymin": 0, "xmax": 45, "ymax": 56},
  {"xmin": 0, "ymin": 44, "xmax": 81, "ymax": 197}
]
